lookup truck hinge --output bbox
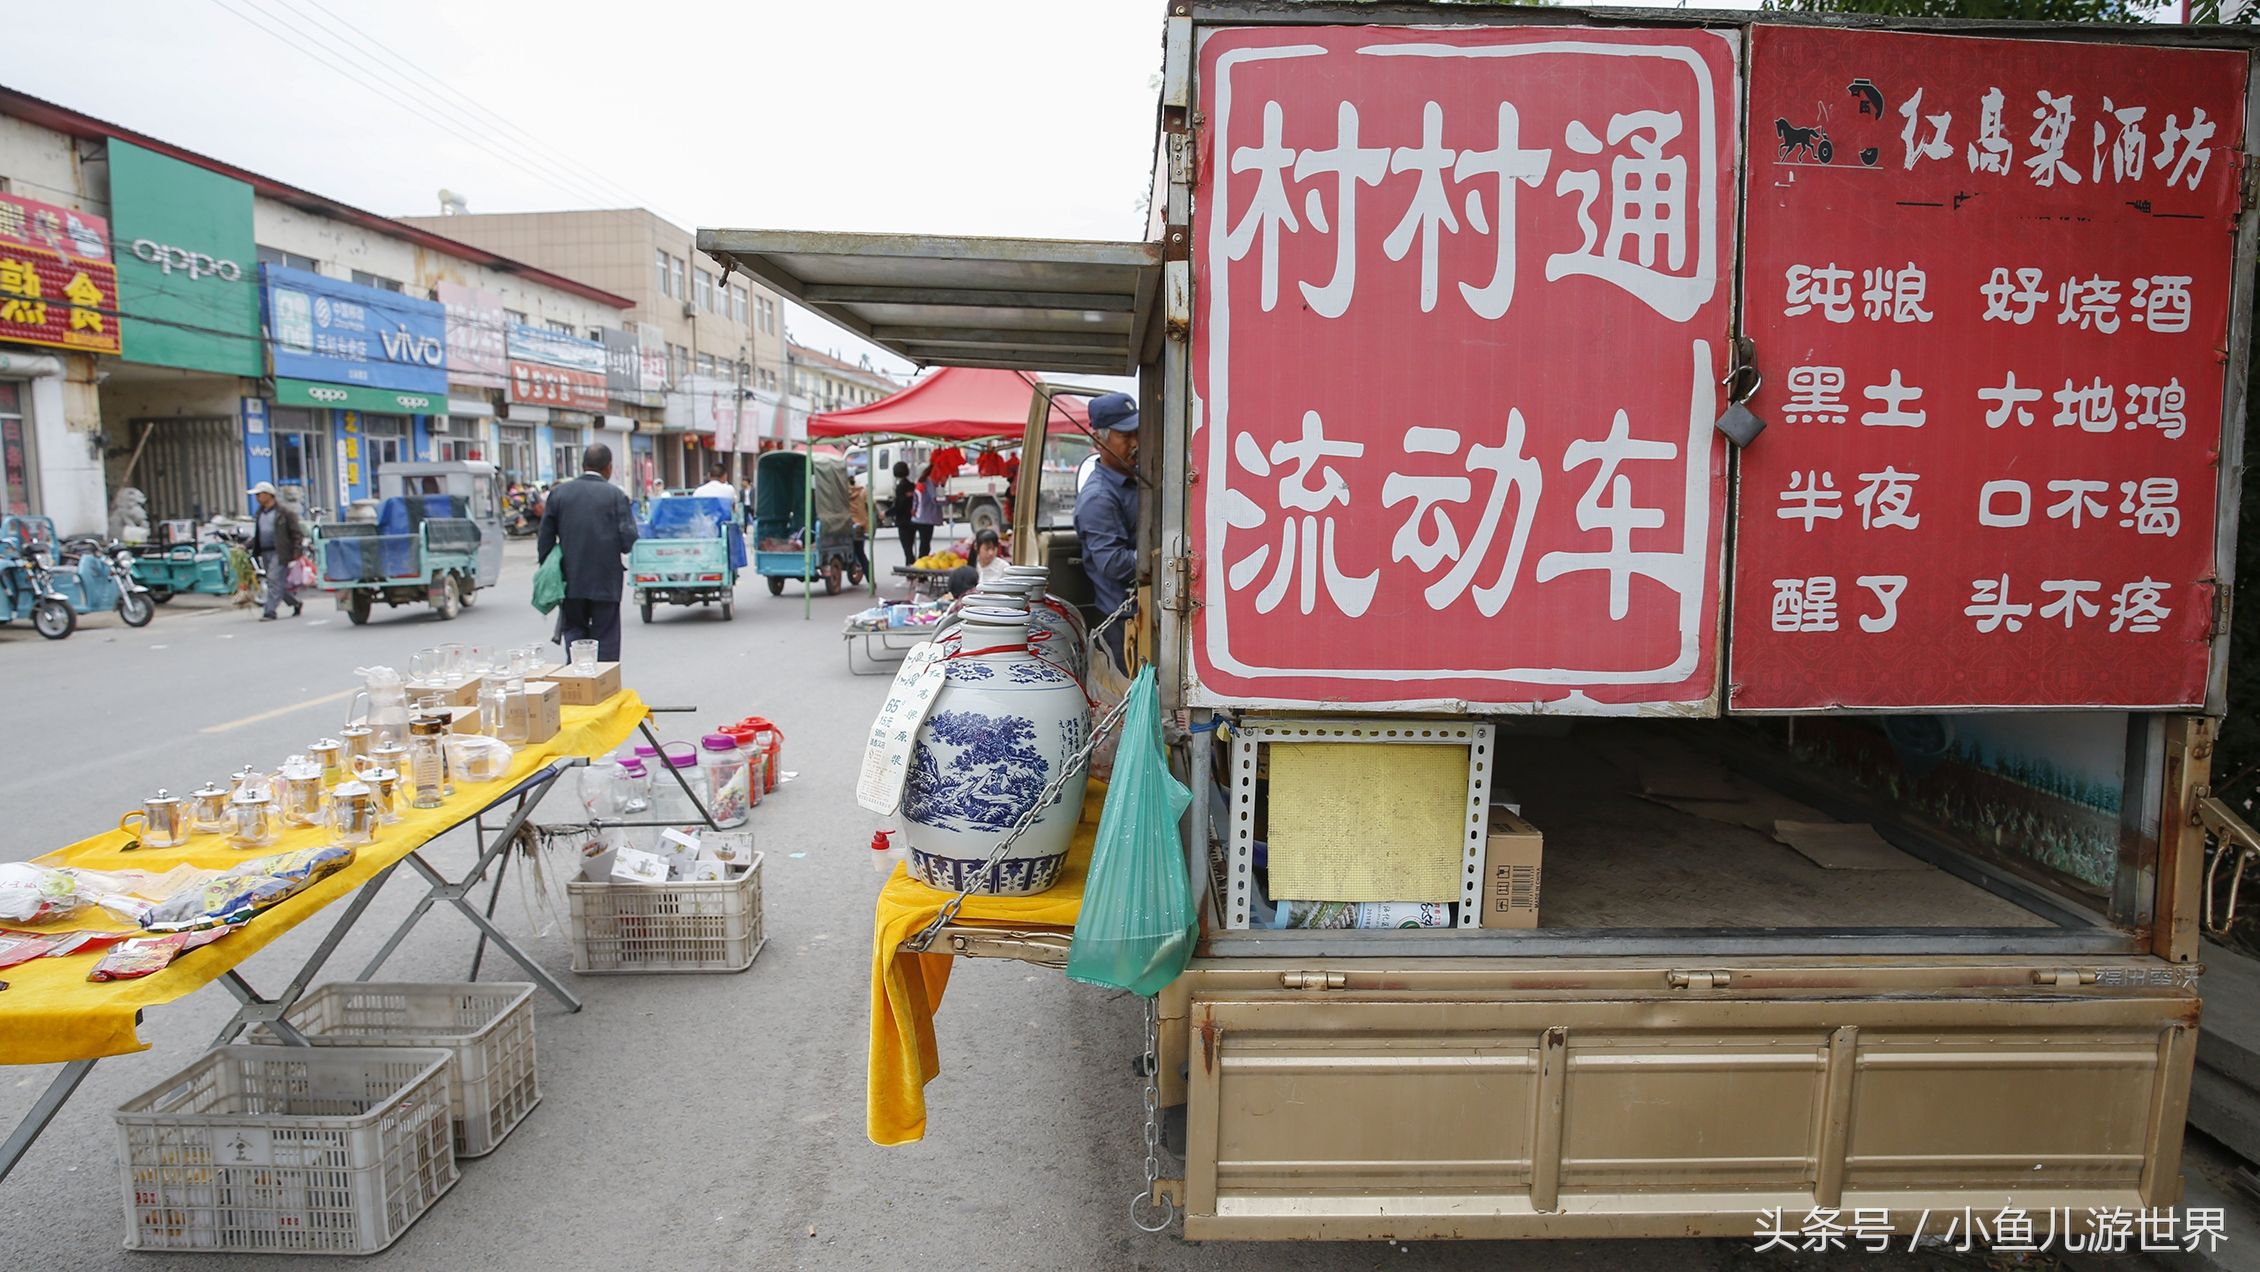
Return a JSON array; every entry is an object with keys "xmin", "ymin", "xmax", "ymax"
[
  {"xmin": 1159, "ymin": 554, "xmax": 1193, "ymax": 614},
  {"xmin": 1664, "ymin": 969, "xmax": 1733, "ymax": 990},
  {"xmin": 1168, "ymin": 132, "xmax": 1193, "ymax": 187},
  {"xmin": 2033, "ymin": 967, "xmax": 2100, "ymax": 988},
  {"xmin": 2209, "ymin": 578, "xmax": 2232, "ymax": 642},
  {"xmin": 2243, "ymin": 154, "xmax": 2260, "ymax": 213},
  {"xmin": 1279, "ymin": 970, "xmax": 1347, "ymax": 991}
]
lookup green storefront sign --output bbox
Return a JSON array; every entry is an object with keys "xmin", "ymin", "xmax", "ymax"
[
  {"xmin": 274, "ymin": 378, "xmax": 438, "ymax": 414},
  {"xmin": 109, "ymin": 141, "xmax": 260, "ymax": 376}
]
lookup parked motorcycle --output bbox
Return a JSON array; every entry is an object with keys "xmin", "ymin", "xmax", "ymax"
[
  {"xmin": 62, "ymin": 535, "xmax": 156, "ymax": 629},
  {"xmin": 503, "ymin": 488, "xmax": 542, "ymax": 539}
]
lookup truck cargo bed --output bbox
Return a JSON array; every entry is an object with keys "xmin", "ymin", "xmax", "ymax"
[{"xmin": 1502, "ymin": 725, "xmax": 2054, "ymax": 930}]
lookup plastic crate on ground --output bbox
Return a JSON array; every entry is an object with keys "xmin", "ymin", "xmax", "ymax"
[
  {"xmin": 115, "ymin": 1045, "xmax": 457, "ymax": 1256},
  {"xmin": 567, "ymin": 853, "xmax": 765, "ymax": 973},
  {"xmin": 250, "ymin": 982, "xmax": 538, "ymax": 1158}
]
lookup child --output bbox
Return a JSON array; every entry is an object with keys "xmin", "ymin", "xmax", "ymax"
[{"xmin": 973, "ymin": 528, "xmax": 1009, "ymax": 585}]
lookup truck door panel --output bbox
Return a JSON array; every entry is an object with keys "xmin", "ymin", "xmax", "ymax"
[{"xmin": 1182, "ymin": 973, "xmax": 2193, "ymax": 1240}]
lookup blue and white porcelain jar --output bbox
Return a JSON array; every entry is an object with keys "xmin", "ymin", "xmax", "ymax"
[
  {"xmin": 998, "ymin": 566, "xmax": 1089, "ymax": 682},
  {"xmin": 902, "ymin": 606, "xmax": 1091, "ymax": 896}
]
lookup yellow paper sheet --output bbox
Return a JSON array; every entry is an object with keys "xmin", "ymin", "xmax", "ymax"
[
  {"xmin": 0, "ymin": 691, "xmax": 648, "ymax": 1067},
  {"xmin": 1265, "ymin": 741, "xmax": 1467, "ymax": 902}
]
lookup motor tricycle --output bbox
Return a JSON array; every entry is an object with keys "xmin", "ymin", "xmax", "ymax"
[{"xmin": 0, "ymin": 516, "xmax": 154, "ymax": 640}]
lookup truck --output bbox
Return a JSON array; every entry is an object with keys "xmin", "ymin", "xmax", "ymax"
[{"xmin": 703, "ymin": 4, "xmax": 2260, "ymax": 1245}]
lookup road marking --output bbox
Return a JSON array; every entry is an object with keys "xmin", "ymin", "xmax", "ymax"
[
  {"xmin": 199, "ymin": 687, "xmax": 357, "ymax": 734},
  {"xmin": 307, "ymin": 619, "xmax": 328, "ymax": 626}
]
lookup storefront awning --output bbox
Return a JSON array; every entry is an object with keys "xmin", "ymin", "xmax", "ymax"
[{"xmin": 695, "ymin": 229, "xmax": 1161, "ymax": 376}]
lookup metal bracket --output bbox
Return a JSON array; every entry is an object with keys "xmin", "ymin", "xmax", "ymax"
[
  {"xmin": 2033, "ymin": 968, "xmax": 2101, "ymax": 988},
  {"xmin": 942, "ymin": 927, "xmax": 1073, "ymax": 968},
  {"xmin": 1168, "ymin": 132, "xmax": 1193, "ymax": 187},
  {"xmin": 1280, "ymin": 970, "xmax": 1347, "ymax": 991},
  {"xmin": 2242, "ymin": 153, "xmax": 2259, "ymax": 213},
  {"xmin": 1158, "ymin": 553, "xmax": 1192, "ymax": 614},
  {"xmin": 1664, "ymin": 969, "xmax": 1733, "ymax": 990}
]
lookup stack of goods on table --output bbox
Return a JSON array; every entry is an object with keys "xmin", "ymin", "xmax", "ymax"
[
  {"xmin": 1, "ymin": 643, "xmax": 604, "ymax": 1255},
  {"xmin": 560, "ymin": 714, "xmax": 778, "ymax": 974}
]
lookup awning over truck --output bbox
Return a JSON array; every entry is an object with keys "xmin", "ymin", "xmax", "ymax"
[
  {"xmin": 694, "ymin": 229, "xmax": 1161, "ymax": 376},
  {"xmin": 806, "ymin": 366, "xmax": 1088, "ymax": 442}
]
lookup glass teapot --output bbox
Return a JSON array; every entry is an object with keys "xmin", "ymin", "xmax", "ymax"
[{"xmin": 347, "ymin": 665, "xmax": 412, "ymax": 749}]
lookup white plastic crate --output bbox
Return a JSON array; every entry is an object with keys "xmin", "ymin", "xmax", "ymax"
[
  {"xmin": 115, "ymin": 1045, "xmax": 457, "ymax": 1256},
  {"xmin": 567, "ymin": 853, "xmax": 764, "ymax": 973},
  {"xmin": 251, "ymin": 982, "xmax": 538, "ymax": 1158}
]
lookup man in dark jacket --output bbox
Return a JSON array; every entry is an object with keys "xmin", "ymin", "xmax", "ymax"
[
  {"xmin": 538, "ymin": 443, "xmax": 640, "ymax": 660},
  {"xmin": 248, "ymin": 480, "xmax": 303, "ymax": 621}
]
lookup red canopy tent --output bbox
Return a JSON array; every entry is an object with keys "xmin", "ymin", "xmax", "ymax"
[{"xmin": 807, "ymin": 366, "xmax": 1087, "ymax": 440}]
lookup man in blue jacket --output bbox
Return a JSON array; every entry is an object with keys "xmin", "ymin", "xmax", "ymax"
[
  {"xmin": 1074, "ymin": 392, "xmax": 1140, "ymax": 673},
  {"xmin": 537, "ymin": 443, "xmax": 640, "ymax": 661}
]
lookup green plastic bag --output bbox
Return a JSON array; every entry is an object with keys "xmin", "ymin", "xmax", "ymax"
[
  {"xmin": 530, "ymin": 549, "xmax": 566, "ymax": 616},
  {"xmin": 1066, "ymin": 668, "xmax": 1195, "ymax": 997}
]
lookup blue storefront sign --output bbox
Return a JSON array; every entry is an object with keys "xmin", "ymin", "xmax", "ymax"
[{"xmin": 262, "ymin": 265, "xmax": 447, "ymax": 395}]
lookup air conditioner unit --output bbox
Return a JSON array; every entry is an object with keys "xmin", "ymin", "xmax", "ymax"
[{"xmin": 681, "ymin": 302, "xmax": 696, "ymax": 319}]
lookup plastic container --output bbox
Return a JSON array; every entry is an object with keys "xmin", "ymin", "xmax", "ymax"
[
  {"xmin": 720, "ymin": 725, "xmax": 764, "ymax": 808},
  {"xmin": 115, "ymin": 1045, "xmax": 457, "ymax": 1255},
  {"xmin": 649, "ymin": 746, "xmax": 709, "ymax": 831},
  {"xmin": 699, "ymin": 733, "xmax": 750, "ymax": 828},
  {"xmin": 249, "ymin": 982, "xmax": 538, "ymax": 1158},
  {"xmin": 735, "ymin": 717, "xmax": 783, "ymax": 793},
  {"xmin": 565, "ymin": 853, "xmax": 765, "ymax": 973}
]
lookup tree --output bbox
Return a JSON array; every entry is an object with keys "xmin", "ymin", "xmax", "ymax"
[{"xmin": 1763, "ymin": 0, "xmax": 2151, "ymax": 19}]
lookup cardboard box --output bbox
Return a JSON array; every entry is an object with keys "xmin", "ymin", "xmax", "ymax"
[
  {"xmin": 514, "ymin": 681, "xmax": 562, "ymax": 745},
  {"xmin": 405, "ymin": 676, "xmax": 483, "ymax": 708},
  {"xmin": 541, "ymin": 661, "xmax": 620, "ymax": 706},
  {"xmin": 444, "ymin": 705, "xmax": 483, "ymax": 736},
  {"xmin": 1478, "ymin": 807, "xmax": 1543, "ymax": 929}
]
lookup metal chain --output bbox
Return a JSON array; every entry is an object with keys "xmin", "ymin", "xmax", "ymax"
[
  {"xmin": 1129, "ymin": 993, "xmax": 1175, "ymax": 1232},
  {"xmin": 903, "ymin": 687, "xmax": 1137, "ymax": 952}
]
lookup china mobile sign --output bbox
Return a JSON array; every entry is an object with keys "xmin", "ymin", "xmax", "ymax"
[
  {"xmin": 1730, "ymin": 28, "xmax": 2245, "ymax": 710},
  {"xmin": 1192, "ymin": 27, "xmax": 1735, "ymax": 710},
  {"xmin": 1190, "ymin": 24, "xmax": 2246, "ymax": 713}
]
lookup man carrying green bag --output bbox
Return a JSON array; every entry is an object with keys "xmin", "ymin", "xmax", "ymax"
[{"xmin": 1066, "ymin": 668, "xmax": 1195, "ymax": 997}]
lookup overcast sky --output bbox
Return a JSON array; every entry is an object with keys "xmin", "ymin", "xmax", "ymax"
[{"xmin": 4, "ymin": 0, "xmax": 1166, "ymax": 372}]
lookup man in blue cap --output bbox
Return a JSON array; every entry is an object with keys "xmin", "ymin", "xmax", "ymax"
[{"xmin": 1075, "ymin": 391, "xmax": 1141, "ymax": 672}]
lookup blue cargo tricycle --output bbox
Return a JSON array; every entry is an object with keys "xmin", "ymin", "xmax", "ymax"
[
  {"xmin": 631, "ymin": 495, "xmax": 744, "ymax": 623},
  {"xmin": 0, "ymin": 516, "xmax": 155, "ymax": 640}
]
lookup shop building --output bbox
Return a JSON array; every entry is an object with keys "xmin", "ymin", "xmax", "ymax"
[
  {"xmin": 398, "ymin": 208, "xmax": 786, "ymax": 490},
  {"xmin": 0, "ymin": 88, "xmax": 636, "ymax": 527},
  {"xmin": 788, "ymin": 341, "xmax": 901, "ymax": 415}
]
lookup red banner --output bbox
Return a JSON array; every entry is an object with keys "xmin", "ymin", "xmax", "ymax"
[
  {"xmin": 1732, "ymin": 29, "xmax": 2246, "ymax": 709},
  {"xmin": 0, "ymin": 192, "xmax": 120, "ymax": 356},
  {"xmin": 1191, "ymin": 26, "xmax": 1738, "ymax": 710},
  {"xmin": 507, "ymin": 360, "xmax": 605, "ymax": 412}
]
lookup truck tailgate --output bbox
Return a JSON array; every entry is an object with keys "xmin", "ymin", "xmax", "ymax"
[{"xmin": 1181, "ymin": 959, "xmax": 2195, "ymax": 1240}]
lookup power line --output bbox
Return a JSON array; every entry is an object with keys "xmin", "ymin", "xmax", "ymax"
[
  {"xmin": 202, "ymin": 0, "xmax": 633, "ymax": 213},
  {"xmin": 276, "ymin": 0, "xmax": 683, "ymax": 224}
]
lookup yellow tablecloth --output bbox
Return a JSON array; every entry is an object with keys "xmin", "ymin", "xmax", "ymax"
[
  {"xmin": 867, "ymin": 781, "xmax": 1102, "ymax": 1146},
  {"xmin": 0, "ymin": 691, "xmax": 647, "ymax": 1067}
]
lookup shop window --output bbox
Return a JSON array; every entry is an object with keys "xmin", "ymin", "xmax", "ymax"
[
  {"xmin": 0, "ymin": 381, "xmax": 27, "ymax": 517},
  {"xmin": 695, "ymin": 268, "xmax": 713, "ymax": 313},
  {"xmin": 656, "ymin": 248, "xmax": 673, "ymax": 297},
  {"xmin": 350, "ymin": 270, "xmax": 402, "ymax": 292},
  {"xmin": 256, "ymin": 245, "xmax": 319, "ymax": 273}
]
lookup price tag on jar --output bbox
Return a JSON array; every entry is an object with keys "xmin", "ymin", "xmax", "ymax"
[{"xmin": 856, "ymin": 641, "xmax": 947, "ymax": 815}]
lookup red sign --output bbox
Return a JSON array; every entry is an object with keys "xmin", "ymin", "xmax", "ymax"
[
  {"xmin": 1191, "ymin": 26, "xmax": 1738, "ymax": 710},
  {"xmin": 1731, "ymin": 29, "xmax": 2246, "ymax": 709},
  {"xmin": 0, "ymin": 193, "xmax": 120, "ymax": 356},
  {"xmin": 507, "ymin": 360, "xmax": 605, "ymax": 412}
]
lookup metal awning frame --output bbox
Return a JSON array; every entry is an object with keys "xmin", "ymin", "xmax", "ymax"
[{"xmin": 698, "ymin": 230, "xmax": 1162, "ymax": 376}]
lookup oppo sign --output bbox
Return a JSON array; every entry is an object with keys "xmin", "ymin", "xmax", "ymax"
[{"xmin": 131, "ymin": 238, "xmax": 244, "ymax": 282}]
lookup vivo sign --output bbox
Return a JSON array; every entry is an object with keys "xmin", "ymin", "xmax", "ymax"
[
  {"xmin": 262, "ymin": 264, "xmax": 448, "ymax": 395},
  {"xmin": 380, "ymin": 327, "xmax": 444, "ymax": 367},
  {"xmin": 131, "ymin": 238, "xmax": 243, "ymax": 281}
]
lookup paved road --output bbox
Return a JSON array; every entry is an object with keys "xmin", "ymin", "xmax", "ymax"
[{"xmin": 1, "ymin": 539, "xmax": 1995, "ymax": 1270}]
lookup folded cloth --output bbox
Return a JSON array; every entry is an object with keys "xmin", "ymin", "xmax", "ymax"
[{"xmin": 868, "ymin": 780, "xmax": 1103, "ymax": 1146}]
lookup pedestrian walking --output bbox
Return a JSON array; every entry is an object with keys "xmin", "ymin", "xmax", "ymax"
[
  {"xmin": 247, "ymin": 480, "xmax": 303, "ymax": 622},
  {"xmin": 910, "ymin": 462, "xmax": 944, "ymax": 560},
  {"xmin": 538, "ymin": 443, "xmax": 640, "ymax": 662},
  {"xmin": 692, "ymin": 460, "xmax": 737, "ymax": 502},
  {"xmin": 891, "ymin": 460, "xmax": 918, "ymax": 563}
]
